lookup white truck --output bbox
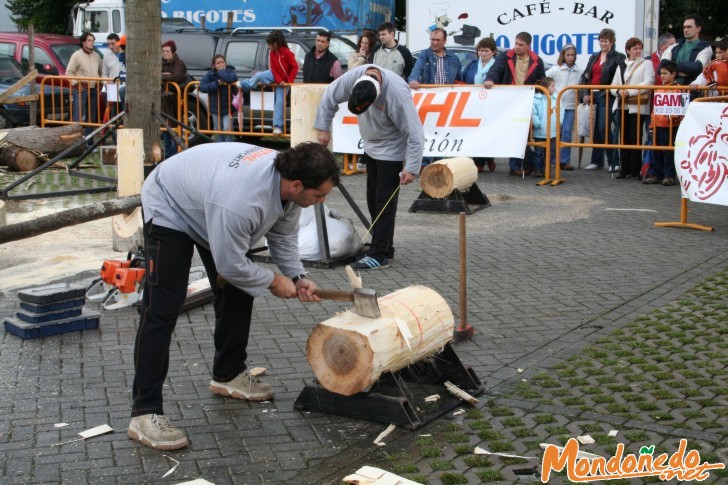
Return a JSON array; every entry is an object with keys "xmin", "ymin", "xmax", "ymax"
[
  {"xmin": 72, "ymin": 0, "xmax": 395, "ymax": 52},
  {"xmin": 405, "ymin": 0, "xmax": 660, "ymax": 65}
]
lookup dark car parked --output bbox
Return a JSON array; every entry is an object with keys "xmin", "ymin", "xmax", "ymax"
[
  {"xmin": 0, "ymin": 55, "xmax": 71, "ymax": 129},
  {"xmin": 162, "ymin": 27, "xmax": 356, "ymax": 134}
]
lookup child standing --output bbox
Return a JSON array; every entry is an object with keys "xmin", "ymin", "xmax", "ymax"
[
  {"xmin": 531, "ymin": 77, "xmax": 563, "ymax": 177},
  {"xmin": 644, "ymin": 61, "xmax": 681, "ymax": 186},
  {"xmin": 690, "ymin": 39, "xmax": 728, "ymax": 97}
]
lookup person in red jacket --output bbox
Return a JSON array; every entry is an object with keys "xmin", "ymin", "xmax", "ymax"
[{"xmin": 239, "ymin": 31, "xmax": 299, "ymax": 135}]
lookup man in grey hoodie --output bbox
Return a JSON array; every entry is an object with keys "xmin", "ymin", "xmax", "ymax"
[
  {"xmin": 128, "ymin": 142, "xmax": 339, "ymax": 451},
  {"xmin": 315, "ymin": 65, "xmax": 424, "ymax": 270}
]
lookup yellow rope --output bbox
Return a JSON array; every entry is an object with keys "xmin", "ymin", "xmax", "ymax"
[{"xmin": 359, "ymin": 184, "xmax": 401, "ymax": 244}]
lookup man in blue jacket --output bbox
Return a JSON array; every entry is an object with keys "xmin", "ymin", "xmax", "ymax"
[
  {"xmin": 408, "ymin": 28, "xmax": 461, "ymax": 88},
  {"xmin": 485, "ymin": 32, "xmax": 546, "ymax": 176}
]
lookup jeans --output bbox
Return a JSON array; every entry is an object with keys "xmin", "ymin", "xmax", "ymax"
[
  {"xmin": 533, "ymin": 137, "xmax": 557, "ymax": 172},
  {"xmin": 212, "ymin": 113, "xmax": 233, "ymax": 142},
  {"xmin": 72, "ymin": 87, "xmax": 98, "ymax": 146},
  {"xmin": 508, "ymin": 146, "xmax": 535, "ymax": 171},
  {"xmin": 131, "ymin": 222, "xmax": 254, "ymax": 416},
  {"xmin": 559, "ymin": 109, "xmax": 575, "ymax": 164},
  {"xmin": 240, "ymin": 70, "xmax": 286, "ymax": 130},
  {"xmin": 650, "ymin": 127, "xmax": 677, "ymax": 179},
  {"xmin": 163, "ymin": 133, "xmax": 177, "ymax": 159},
  {"xmin": 363, "ymin": 153, "xmax": 401, "ymax": 261},
  {"xmin": 590, "ymin": 92, "xmax": 617, "ymax": 168}
]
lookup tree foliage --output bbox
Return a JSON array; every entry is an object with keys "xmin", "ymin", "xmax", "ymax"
[
  {"xmin": 659, "ymin": 0, "xmax": 725, "ymax": 41},
  {"xmin": 6, "ymin": 0, "xmax": 77, "ymax": 33}
]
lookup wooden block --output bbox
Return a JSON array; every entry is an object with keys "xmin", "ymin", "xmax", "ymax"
[{"xmin": 101, "ymin": 145, "xmax": 117, "ymax": 165}]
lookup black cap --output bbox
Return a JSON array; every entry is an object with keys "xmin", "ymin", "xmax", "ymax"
[{"xmin": 348, "ymin": 75, "xmax": 380, "ymax": 114}]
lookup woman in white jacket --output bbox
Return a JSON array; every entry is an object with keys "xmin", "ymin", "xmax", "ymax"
[
  {"xmin": 546, "ymin": 44, "xmax": 583, "ymax": 171},
  {"xmin": 610, "ymin": 37, "xmax": 654, "ymax": 179}
]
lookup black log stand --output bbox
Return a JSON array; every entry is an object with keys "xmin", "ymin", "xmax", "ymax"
[
  {"xmin": 409, "ymin": 183, "xmax": 490, "ymax": 214},
  {"xmin": 294, "ymin": 344, "xmax": 483, "ymax": 430}
]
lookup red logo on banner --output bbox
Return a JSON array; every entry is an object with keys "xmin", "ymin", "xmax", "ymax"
[{"xmin": 679, "ymin": 106, "xmax": 728, "ymax": 200}]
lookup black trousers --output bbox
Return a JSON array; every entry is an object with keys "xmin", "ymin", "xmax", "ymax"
[
  {"xmin": 131, "ymin": 222, "xmax": 254, "ymax": 417},
  {"xmin": 362, "ymin": 153, "xmax": 401, "ymax": 261},
  {"xmin": 619, "ymin": 112, "xmax": 644, "ymax": 178}
]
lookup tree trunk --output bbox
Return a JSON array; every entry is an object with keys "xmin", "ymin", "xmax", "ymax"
[
  {"xmin": 0, "ymin": 195, "xmax": 141, "ymax": 244},
  {"xmin": 0, "ymin": 145, "xmax": 40, "ymax": 171},
  {"xmin": 306, "ymin": 285, "xmax": 455, "ymax": 396},
  {"xmin": 420, "ymin": 157, "xmax": 478, "ymax": 198},
  {"xmin": 0, "ymin": 124, "xmax": 84, "ymax": 155},
  {"xmin": 125, "ymin": 0, "xmax": 161, "ymax": 165}
]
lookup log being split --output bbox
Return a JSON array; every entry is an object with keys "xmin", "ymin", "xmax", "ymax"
[
  {"xmin": 419, "ymin": 157, "xmax": 478, "ymax": 198},
  {"xmin": 306, "ymin": 285, "xmax": 454, "ymax": 396}
]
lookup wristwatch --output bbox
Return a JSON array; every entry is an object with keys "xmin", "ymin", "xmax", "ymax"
[{"xmin": 291, "ymin": 273, "xmax": 309, "ymax": 284}]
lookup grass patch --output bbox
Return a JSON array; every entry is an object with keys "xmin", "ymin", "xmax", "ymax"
[
  {"xmin": 453, "ymin": 445, "xmax": 471, "ymax": 455},
  {"xmin": 477, "ymin": 430, "xmax": 505, "ymax": 441},
  {"xmin": 463, "ymin": 455, "xmax": 493, "ymax": 467},
  {"xmin": 501, "ymin": 417, "xmax": 524, "ymax": 427},
  {"xmin": 475, "ymin": 469, "xmax": 503, "ymax": 481},
  {"xmin": 440, "ymin": 473, "xmax": 468, "ymax": 484},
  {"xmin": 421, "ymin": 447, "xmax": 442, "ymax": 458},
  {"xmin": 417, "ymin": 436, "xmax": 436, "ymax": 446},
  {"xmin": 533, "ymin": 414, "xmax": 556, "ymax": 424},
  {"xmin": 430, "ymin": 460, "xmax": 454, "ymax": 471},
  {"xmin": 445, "ymin": 432, "xmax": 470, "ymax": 444},
  {"xmin": 487, "ymin": 441, "xmax": 515, "ymax": 452},
  {"xmin": 391, "ymin": 463, "xmax": 418, "ymax": 474}
]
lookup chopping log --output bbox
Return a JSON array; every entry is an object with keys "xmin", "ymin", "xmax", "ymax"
[
  {"xmin": 306, "ymin": 285, "xmax": 454, "ymax": 396},
  {"xmin": 0, "ymin": 124, "xmax": 85, "ymax": 171},
  {"xmin": 419, "ymin": 157, "xmax": 478, "ymax": 199}
]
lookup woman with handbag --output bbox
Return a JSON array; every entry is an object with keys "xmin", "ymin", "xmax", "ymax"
[
  {"xmin": 580, "ymin": 29, "xmax": 626, "ymax": 172},
  {"xmin": 610, "ymin": 37, "xmax": 654, "ymax": 179}
]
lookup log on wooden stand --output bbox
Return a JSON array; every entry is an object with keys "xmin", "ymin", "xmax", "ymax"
[
  {"xmin": 112, "ymin": 129, "xmax": 144, "ymax": 252},
  {"xmin": 420, "ymin": 157, "xmax": 478, "ymax": 199},
  {"xmin": 0, "ymin": 124, "xmax": 85, "ymax": 171},
  {"xmin": 307, "ymin": 285, "xmax": 455, "ymax": 396}
]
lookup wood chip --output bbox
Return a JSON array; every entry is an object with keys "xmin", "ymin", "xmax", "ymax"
[
  {"xmin": 453, "ymin": 409, "xmax": 465, "ymax": 416},
  {"xmin": 474, "ymin": 447, "xmax": 536, "ymax": 459},
  {"xmin": 345, "ymin": 265, "xmax": 363, "ymax": 289},
  {"xmin": 248, "ymin": 367, "xmax": 266, "ymax": 377},
  {"xmin": 54, "ymin": 423, "xmax": 69, "ymax": 428},
  {"xmin": 343, "ymin": 465, "xmax": 422, "ymax": 484},
  {"xmin": 608, "ymin": 430, "xmax": 618, "ymax": 437},
  {"xmin": 577, "ymin": 435, "xmax": 595, "ymax": 445},
  {"xmin": 539, "ymin": 443, "xmax": 602, "ymax": 460},
  {"xmin": 444, "ymin": 381, "xmax": 479, "ymax": 404},
  {"xmin": 373, "ymin": 424, "xmax": 396, "ymax": 446},
  {"xmin": 424, "ymin": 394, "xmax": 440, "ymax": 403}
]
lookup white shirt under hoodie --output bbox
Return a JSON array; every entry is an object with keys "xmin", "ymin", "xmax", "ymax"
[{"xmin": 141, "ymin": 143, "xmax": 305, "ymax": 297}]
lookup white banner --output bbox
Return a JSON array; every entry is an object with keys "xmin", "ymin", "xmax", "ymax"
[
  {"xmin": 675, "ymin": 103, "xmax": 728, "ymax": 206},
  {"xmin": 332, "ymin": 85, "xmax": 534, "ymax": 158},
  {"xmin": 653, "ymin": 93, "xmax": 690, "ymax": 116}
]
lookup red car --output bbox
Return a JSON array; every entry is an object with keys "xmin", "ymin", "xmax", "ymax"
[{"xmin": 0, "ymin": 32, "xmax": 104, "ymax": 83}]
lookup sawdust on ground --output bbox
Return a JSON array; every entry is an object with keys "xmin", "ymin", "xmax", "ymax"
[{"xmin": 0, "ymin": 202, "xmax": 125, "ymax": 295}]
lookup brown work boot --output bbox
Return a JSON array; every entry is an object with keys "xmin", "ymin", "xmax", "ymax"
[
  {"xmin": 128, "ymin": 414, "xmax": 189, "ymax": 450},
  {"xmin": 209, "ymin": 369, "xmax": 274, "ymax": 401}
]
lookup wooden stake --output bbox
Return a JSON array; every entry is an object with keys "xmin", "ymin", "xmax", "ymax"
[
  {"xmin": 453, "ymin": 212, "xmax": 473, "ymax": 342},
  {"xmin": 112, "ymin": 129, "xmax": 144, "ymax": 251}
]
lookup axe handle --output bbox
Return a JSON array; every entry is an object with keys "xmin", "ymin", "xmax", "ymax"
[{"xmin": 313, "ymin": 289, "xmax": 354, "ymax": 302}]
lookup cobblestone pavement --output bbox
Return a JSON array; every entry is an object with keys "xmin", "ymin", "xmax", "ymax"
[{"xmin": 1, "ymin": 158, "xmax": 727, "ymax": 484}]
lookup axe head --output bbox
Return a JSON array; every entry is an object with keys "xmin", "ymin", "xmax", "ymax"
[{"xmin": 351, "ymin": 287, "xmax": 381, "ymax": 318}]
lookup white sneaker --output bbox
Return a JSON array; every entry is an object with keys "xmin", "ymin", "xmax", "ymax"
[
  {"xmin": 209, "ymin": 369, "xmax": 274, "ymax": 401},
  {"xmin": 584, "ymin": 164, "xmax": 601, "ymax": 170},
  {"xmin": 128, "ymin": 414, "xmax": 189, "ymax": 450},
  {"xmin": 356, "ymin": 162, "xmax": 366, "ymax": 171},
  {"xmin": 272, "ymin": 127, "xmax": 282, "ymax": 135},
  {"xmin": 608, "ymin": 165, "xmax": 620, "ymax": 173}
]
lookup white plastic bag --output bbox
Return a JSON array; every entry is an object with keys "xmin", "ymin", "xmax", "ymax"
[
  {"xmin": 577, "ymin": 103, "xmax": 593, "ymax": 138},
  {"xmin": 297, "ymin": 204, "xmax": 363, "ymax": 261}
]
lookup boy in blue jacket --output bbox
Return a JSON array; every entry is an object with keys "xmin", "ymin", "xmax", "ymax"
[{"xmin": 531, "ymin": 77, "xmax": 563, "ymax": 177}]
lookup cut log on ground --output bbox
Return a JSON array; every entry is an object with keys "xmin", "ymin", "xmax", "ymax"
[
  {"xmin": 0, "ymin": 195, "xmax": 141, "ymax": 244},
  {"xmin": 307, "ymin": 285, "xmax": 454, "ymax": 396},
  {"xmin": 0, "ymin": 144, "xmax": 40, "ymax": 172},
  {"xmin": 0, "ymin": 124, "xmax": 85, "ymax": 170},
  {"xmin": 420, "ymin": 157, "xmax": 478, "ymax": 198}
]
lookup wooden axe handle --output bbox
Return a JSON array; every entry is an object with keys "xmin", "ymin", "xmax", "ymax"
[{"xmin": 313, "ymin": 289, "xmax": 354, "ymax": 302}]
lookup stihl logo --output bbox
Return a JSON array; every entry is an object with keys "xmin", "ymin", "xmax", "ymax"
[{"xmin": 343, "ymin": 91, "xmax": 482, "ymax": 127}]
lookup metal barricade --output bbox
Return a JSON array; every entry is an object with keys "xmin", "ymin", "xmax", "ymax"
[{"xmin": 40, "ymin": 75, "xmax": 119, "ymax": 129}]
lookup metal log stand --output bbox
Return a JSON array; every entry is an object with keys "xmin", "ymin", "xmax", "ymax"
[
  {"xmin": 408, "ymin": 183, "xmax": 490, "ymax": 214},
  {"xmin": 294, "ymin": 344, "xmax": 484, "ymax": 430}
]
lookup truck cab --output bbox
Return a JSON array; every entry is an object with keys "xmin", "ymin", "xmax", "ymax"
[{"xmin": 71, "ymin": 0, "xmax": 125, "ymax": 54}]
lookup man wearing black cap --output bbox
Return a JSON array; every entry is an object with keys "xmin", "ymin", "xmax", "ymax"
[{"xmin": 314, "ymin": 65, "xmax": 424, "ymax": 270}]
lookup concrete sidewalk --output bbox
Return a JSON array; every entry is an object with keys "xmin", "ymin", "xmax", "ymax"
[{"xmin": 1, "ymin": 165, "xmax": 727, "ymax": 484}]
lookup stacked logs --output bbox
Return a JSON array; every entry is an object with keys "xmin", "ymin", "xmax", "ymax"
[{"xmin": 0, "ymin": 124, "xmax": 85, "ymax": 171}]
